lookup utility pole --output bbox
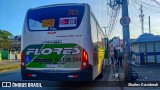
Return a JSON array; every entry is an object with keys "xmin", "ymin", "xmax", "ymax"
[
  {"xmin": 102, "ymin": 27, "xmax": 108, "ymax": 37},
  {"xmin": 149, "ymin": 16, "xmax": 151, "ymax": 33},
  {"xmin": 108, "ymin": 0, "xmax": 132, "ymax": 81},
  {"xmin": 121, "ymin": 0, "xmax": 132, "ymax": 81},
  {"xmin": 102, "ymin": 27, "xmax": 109, "ymax": 65},
  {"xmin": 139, "ymin": 4, "xmax": 144, "ymax": 34}
]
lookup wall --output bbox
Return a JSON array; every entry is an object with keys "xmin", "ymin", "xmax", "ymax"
[{"xmin": 10, "ymin": 51, "xmax": 21, "ymax": 60}]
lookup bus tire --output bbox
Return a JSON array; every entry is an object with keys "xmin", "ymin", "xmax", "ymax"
[{"xmin": 97, "ymin": 72, "xmax": 103, "ymax": 79}]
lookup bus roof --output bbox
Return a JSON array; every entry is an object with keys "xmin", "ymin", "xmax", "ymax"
[
  {"xmin": 90, "ymin": 9, "xmax": 105, "ymax": 36},
  {"xmin": 29, "ymin": 3, "xmax": 88, "ymax": 10}
]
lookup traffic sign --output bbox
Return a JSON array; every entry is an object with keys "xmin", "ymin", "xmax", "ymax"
[{"xmin": 120, "ymin": 16, "xmax": 131, "ymax": 26}]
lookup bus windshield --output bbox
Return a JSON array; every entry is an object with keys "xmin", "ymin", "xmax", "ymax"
[{"xmin": 27, "ymin": 5, "xmax": 85, "ymax": 31}]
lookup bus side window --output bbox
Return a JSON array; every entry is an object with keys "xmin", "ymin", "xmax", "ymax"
[{"xmin": 91, "ymin": 14, "xmax": 98, "ymax": 44}]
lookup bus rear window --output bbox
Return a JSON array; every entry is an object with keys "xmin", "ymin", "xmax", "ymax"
[{"xmin": 27, "ymin": 5, "xmax": 85, "ymax": 31}]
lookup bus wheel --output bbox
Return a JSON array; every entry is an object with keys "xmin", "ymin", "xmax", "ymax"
[{"xmin": 97, "ymin": 72, "xmax": 103, "ymax": 79}]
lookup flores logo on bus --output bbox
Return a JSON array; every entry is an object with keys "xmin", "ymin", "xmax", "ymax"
[
  {"xmin": 59, "ymin": 17, "xmax": 77, "ymax": 27},
  {"xmin": 26, "ymin": 48, "xmax": 80, "ymax": 55}
]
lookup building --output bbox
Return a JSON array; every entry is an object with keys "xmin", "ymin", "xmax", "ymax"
[
  {"xmin": 112, "ymin": 37, "xmax": 120, "ymax": 47},
  {"xmin": 132, "ymin": 33, "xmax": 160, "ymax": 64},
  {"xmin": 11, "ymin": 35, "xmax": 21, "ymax": 50},
  {"xmin": 10, "ymin": 35, "xmax": 21, "ymax": 59}
]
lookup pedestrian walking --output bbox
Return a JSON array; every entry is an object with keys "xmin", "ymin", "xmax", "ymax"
[
  {"xmin": 110, "ymin": 50, "xmax": 114, "ymax": 64},
  {"xmin": 117, "ymin": 48, "xmax": 123, "ymax": 67},
  {"xmin": 113, "ymin": 47, "xmax": 118, "ymax": 64}
]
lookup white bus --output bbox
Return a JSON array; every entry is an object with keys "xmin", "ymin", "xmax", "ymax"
[{"xmin": 21, "ymin": 3, "xmax": 106, "ymax": 81}]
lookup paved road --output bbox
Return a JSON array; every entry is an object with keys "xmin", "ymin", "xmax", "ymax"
[
  {"xmin": 1, "ymin": 64, "xmax": 160, "ymax": 90},
  {"xmin": 118, "ymin": 63, "xmax": 160, "ymax": 81},
  {"xmin": 117, "ymin": 63, "xmax": 160, "ymax": 90},
  {"xmin": 0, "ymin": 65, "xmax": 122, "ymax": 90},
  {"xmin": 133, "ymin": 64, "xmax": 160, "ymax": 81}
]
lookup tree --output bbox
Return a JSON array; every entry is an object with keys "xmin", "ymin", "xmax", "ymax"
[{"xmin": 0, "ymin": 30, "xmax": 13, "ymax": 50}]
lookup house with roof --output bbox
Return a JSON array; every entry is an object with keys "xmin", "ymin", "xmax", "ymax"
[{"xmin": 132, "ymin": 33, "xmax": 160, "ymax": 64}]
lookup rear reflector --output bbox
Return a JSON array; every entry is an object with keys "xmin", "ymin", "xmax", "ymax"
[
  {"xmin": 82, "ymin": 62, "xmax": 87, "ymax": 66},
  {"xmin": 28, "ymin": 74, "xmax": 32, "ymax": 77},
  {"xmin": 28, "ymin": 74, "xmax": 36, "ymax": 77},
  {"xmin": 21, "ymin": 62, "xmax": 25, "ymax": 66},
  {"xmin": 68, "ymin": 75, "xmax": 79, "ymax": 78},
  {"xmin": 48, "ymin": 32, "xmax": 56, "ymax": 34}
]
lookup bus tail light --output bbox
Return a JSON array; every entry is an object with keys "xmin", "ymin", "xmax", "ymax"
[
  {"xmin": 81, "ymin": 49, "xmax": 89, "ymax": 69},
  {"xmin": 21, "ymin": 51, "xmax": 26, "ymax": 69}
]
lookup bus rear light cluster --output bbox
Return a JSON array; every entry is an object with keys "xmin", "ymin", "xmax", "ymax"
[
  {"xmin": 81, "ymin": 49, "xmax": 89, "ymax": 69},
  {"xmin": 21, "ymin": 52, "xmax": 26, "ymax": 69},
  {"xmin": 28, "ymin": 74, "xmax": 36, "ymax": 77}
]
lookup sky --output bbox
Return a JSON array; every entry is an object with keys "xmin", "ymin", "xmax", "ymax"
[{"xmin": 0, "ymin": 0, "xmax": 160, "ymax": 39}]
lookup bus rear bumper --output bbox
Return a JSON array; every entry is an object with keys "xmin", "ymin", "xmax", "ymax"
[{"xmin": 21, "ymin": 65, "xmax": 93, "ymax": 81}]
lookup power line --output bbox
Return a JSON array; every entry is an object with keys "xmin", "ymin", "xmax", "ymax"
[
  {"xmin": 152, "ymin": 0, "xmax": 160, "ymax": 6},
  {"xmin": 130, "ymin": 21, "xmax": 160, "ymax": 34},
  {"xmin": 131, "ymin": 21, "xmax": 149, "ymax": 31},
  {"xmin": 130, "ymin": 0, "xmax": 140, "ymax": 14},
  {"xmin": 143, "ymin": 6, "xmax": 160, "ymax": 13},
  {"xmin": 133, "ymin": 0, "xmax": 160, "ymax": 13},
  {"xmin": 134, "ymin": 0, "xmax": 160, "ymax": 8},
  {"xmin": 110, "ymin": 8, "xmax": 121, "ymax": 38},
  {"xmin": 130, "ymin": 0, "xmax": 160, "ymax": 32},
  {"xmin": 107, "ymin": 6, "xmax": 121, "ymax": 38}
]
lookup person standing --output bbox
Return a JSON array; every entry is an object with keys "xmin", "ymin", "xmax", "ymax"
[
  {"xmin": 118, "ymin": 48, "xmax": 123, "ymax": 67},
  {"xmin": 110, "ymin": 50, "xmax": 114, "ymax": 64},
  {"xmin": 113, "ymin": 47, "xmax": 118, "ymax": 64}
]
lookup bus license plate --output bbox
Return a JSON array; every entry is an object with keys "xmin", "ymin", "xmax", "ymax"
[
  {"xmin": 46, "ymin": 64, "xmax": 58, "ymax": 68},
  {"xmin": 42, "ymin": 19, "xmax": 55, "ymax": 27}
]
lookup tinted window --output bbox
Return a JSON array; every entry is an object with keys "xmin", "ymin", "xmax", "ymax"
[{"xmin": 27, "ymin": 5, "xmax": 85, "ymax": 31}]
